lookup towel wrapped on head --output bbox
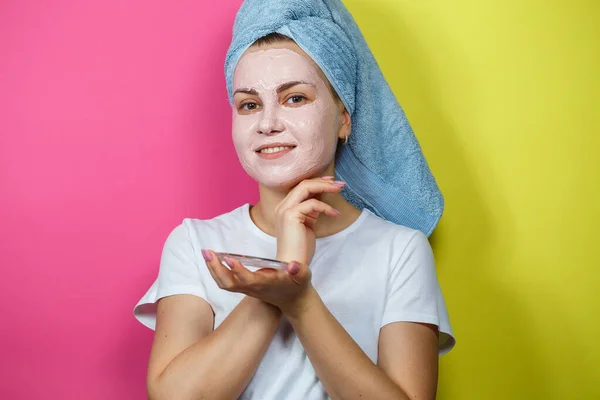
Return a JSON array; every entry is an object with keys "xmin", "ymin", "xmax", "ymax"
[{"xmin": 225, "ymin": 0, "xmax": 444, "ymax": 236}]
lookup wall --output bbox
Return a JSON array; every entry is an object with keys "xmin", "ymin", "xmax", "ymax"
[
  {"xmin": 0, "ymin": 0, "xmax": 598, "ymax": 398},
  {"xmin": 0, "ymin": 1, "xmax": 250, "ymax": 398},
  {"xmin": 345, "ymin": 0, "xmax": 599, "ymax": 398}
]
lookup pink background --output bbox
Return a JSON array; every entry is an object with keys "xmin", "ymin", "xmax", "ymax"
[{"xmin": 0, "ymin": 1, "xmax": 253, "ymax": 398}]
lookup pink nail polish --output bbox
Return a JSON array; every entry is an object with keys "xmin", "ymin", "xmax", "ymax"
[
  {"xmin": 224, "ymin": 257, "xmax": 235, "ymax": 269},
  {"xmin": 289, "ymin": 262, "xmax": 300, "ymax": 275},
  {"xmin": 332, "ymin": 181, "xmax": 346, "ymax": 187},
  {"xmin": 201, "ymin": 249, "xmax": 213, "ymax": 262}
]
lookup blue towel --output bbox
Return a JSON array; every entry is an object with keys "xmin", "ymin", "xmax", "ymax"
[{"xmin": 224, "ymin": 0, "xmax": 444, "ymax": 236}]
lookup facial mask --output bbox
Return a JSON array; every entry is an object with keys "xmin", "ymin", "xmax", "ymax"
[{"xmin": 231, "ymin": 47, "xmax": 340, "ymax": 188}]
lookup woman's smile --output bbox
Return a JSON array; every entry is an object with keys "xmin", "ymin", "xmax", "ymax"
[{"xmin": 256, "ymin": 145, "xmax": 297, "ymax": 160}]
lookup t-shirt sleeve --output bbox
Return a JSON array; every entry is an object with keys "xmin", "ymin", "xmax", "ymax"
[
  {"xmin": 381, "ymin": 230, "xmax": 456, "ymax": 355},
  {"xmin": 133, "ymin": 220, "xmax": 209, "ymax": 330}
]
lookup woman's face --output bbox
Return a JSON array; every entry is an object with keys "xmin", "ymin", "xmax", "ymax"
[{"xmin": 232, "ymin": 42, "xmax": 343, "ymax": 189}]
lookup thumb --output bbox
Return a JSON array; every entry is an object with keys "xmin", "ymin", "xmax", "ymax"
[{"xmin": 287, "ymin": 261, "xmax": 311, "ymax": 285}]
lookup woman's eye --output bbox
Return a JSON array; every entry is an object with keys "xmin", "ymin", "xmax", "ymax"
[
  {"xmin": 286, "ymin": 95, "xmax": 306, "ymax": 105},
  {"xmin": 241, "ymin": 102, "xmax": 259, "ymax": 111}
]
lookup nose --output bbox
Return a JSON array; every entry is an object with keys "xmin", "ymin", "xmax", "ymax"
[{"xmin": 257, "ymin": 106, "xmax": 284, "ymax": 135}]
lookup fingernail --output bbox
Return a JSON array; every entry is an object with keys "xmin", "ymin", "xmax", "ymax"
[
  {"xmin": 321, "ymin": 176, "xmax": 335, "ymax": 179},
  {"xmin": 289, "ymin": 261, "xmax": 300, "ymax": 275},
  {"xmin": 224, "ymin": 257, "xmax": 235, "ymax": 269},
  {"xmin": 201, "ymin": 249, "xmax": 213, "ymax": 262},
  {"xmin": 332, "ymin": 181, "xmax": 346, "ymax": 187}
]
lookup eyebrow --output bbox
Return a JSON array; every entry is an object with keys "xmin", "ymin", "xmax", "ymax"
[{"xmin": 233, "ymin": 81, "xmax": 315, "ymax": 96}]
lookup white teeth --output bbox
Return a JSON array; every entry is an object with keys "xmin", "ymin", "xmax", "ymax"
[{"xmin": 259, "ymin": 146, "xmax": 294, "ymax": 154}]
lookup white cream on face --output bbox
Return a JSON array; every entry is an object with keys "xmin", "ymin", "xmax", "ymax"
[{"xmin": 231, "ymin": 47, "xmax": 340, "ymax": 188}]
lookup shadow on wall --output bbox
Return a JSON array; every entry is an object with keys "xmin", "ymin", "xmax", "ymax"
[{"xmin": 344, "ymin": 1, "xmax": 558, "ymax": 398}]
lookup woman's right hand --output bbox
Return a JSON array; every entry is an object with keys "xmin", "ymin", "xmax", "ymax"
[{"xmin": 274, "ymin": 176, "xmax": 346, "ymax": 265}]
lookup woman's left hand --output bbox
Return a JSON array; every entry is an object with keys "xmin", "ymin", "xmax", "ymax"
[{"xmin": 201, "ymin": 249, "xmax": 314, "ymax": 314}]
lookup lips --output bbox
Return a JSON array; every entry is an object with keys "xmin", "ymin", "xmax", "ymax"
[
  {"xmin": 255, "ymin": 143, "xmax": 297, "ymax": 152},
  {"xmin": 256, "ymin": 146, "xmax": 296, "ymax": 159}
]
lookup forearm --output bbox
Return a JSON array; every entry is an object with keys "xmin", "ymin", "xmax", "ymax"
[
  {"xmin": 285, "ymin": 288, "xmax": 410, "ymax": 400},
  {"xmin": 152, "ymin": 296, "xmax": 281, "ymax": 400}
]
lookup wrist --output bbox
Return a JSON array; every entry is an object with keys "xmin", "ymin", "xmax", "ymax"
[
  {"xmin": 242, "ymin": 295, "xmax": 282, "ymax": 320},
  {"xmin": 276, "ymin": 253, "xmax": 308, "ymax": 265},
  {"xmin": 280, "ymin": 285, "xmax": 320, "ymax": 323}
]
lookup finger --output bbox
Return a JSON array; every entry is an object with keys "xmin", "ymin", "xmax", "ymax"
[
  {"xmin": 293, "ymin": 179, "xmax": 345, "ymax": 205},
  {"xmin": 301, "ymin": 209, "xmax": 321, "ymax": 230},
  {"xmin": 310, "ymin": 177, "xmax": 335, "ymax": 201},
  {"xmin": 202, "ymin": 251, "xmax": 225, "ymax": 287},
  {"xmin": 203, "ymin": 250, "xmax": 237, "ymax": 291},
  {"xmin": 287, "ymin": 261, "xmax": 311, "ymax": 286},
  {"xmin": 278, "ymin": 179, "xmax": 345, "ymax": 211},
  {"xmin": 225, "ymin": 257, "xmax": 254, "ymax": 285},
  {"xmin": 292, "ymin": 198, "xmax": 342, "ymax": 220}
]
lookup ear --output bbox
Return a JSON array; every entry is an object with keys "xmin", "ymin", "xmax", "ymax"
[{"xmin": 338, "ymin": 107, "xmax": 352, "ymax": 140}]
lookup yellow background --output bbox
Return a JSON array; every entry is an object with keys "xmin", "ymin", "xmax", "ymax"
[{"xmin": 343, "ymin": 0, "xmax": 600, "ymax": 398}]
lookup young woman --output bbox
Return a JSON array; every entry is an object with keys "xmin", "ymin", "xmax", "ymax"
[{"xmin": 134, "ymin": 2, "xmax": 455, "ymax": 400}]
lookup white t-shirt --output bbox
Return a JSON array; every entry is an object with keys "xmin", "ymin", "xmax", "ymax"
[{"xmin": 134, "ymin": 203, "xmax": 455, "ymax": 399}]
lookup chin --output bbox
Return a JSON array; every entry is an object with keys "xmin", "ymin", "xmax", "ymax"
[
  {"xmin": 258, "ymin": 176, "xmax": 302, "ymax": 190},
  {"xmin": 246, "ymin": 162, "xmax": 333, "ymax": 190},
  {"xmin": 252, "ymin": 170, "xmax": 316, "ymax": 189}
]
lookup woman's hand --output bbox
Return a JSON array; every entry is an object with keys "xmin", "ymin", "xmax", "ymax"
[
  {"xmin": 201, "ymin": 249, "xmax": 316, "ymax": 314},
  {"xmin": 274, "ymin": 176, "xmax": 346, "ymax": 264},
  {"xmin": 200, "ymin": 176, "xmax": 345, "ymax": 312}
]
